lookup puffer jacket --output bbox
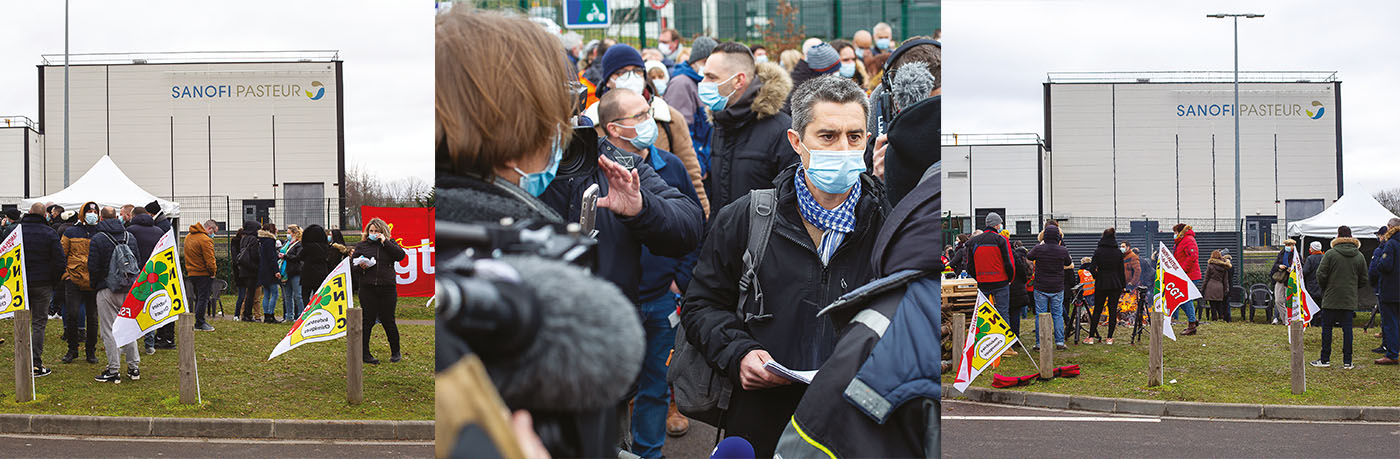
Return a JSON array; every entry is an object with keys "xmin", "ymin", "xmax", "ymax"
[
  {"xmin": 182, "ymin": 223, "xmax": 217, "ymax": 277},
  {"xmin": 1203, "ymin": 255, "xmax": 1232, "ymax": 302},
  {"xmin": 87, "ymin": 218, "xmax": 139, "ymax": 292},
  {"xmin": 705, "ymin": 61, "xmax": 797, "ymax": 219},
  {"xmin": 126, "ymin": 214, "xmax": 164, "ymax": 264},
  {"xmin": 1173, "ymin": 227, "xmax": 1202, "ymax": 281},
  {"xmin": 1026, "ymin": 226, "xmax": 1072, "ymax": 293},
  {"xmin": 61, "ymin": 202, "xmax": 100, "ymax": 290},
  {"xmin": 256, "ymin": 230, "xmax": 280, "ymax": 286},
  {"xmin": 18, "ymin": 214, "xmax": 65, "ymax": 285},
  {"xmin": 1370, "ymin": 226, "xmax": 1400, "ymax": 303},
  {"xmin": 350, "ymin": 237, "xmax": 407, "ymax": 287},
  {"xmin": 1123, "ymin": 249, "xmax": 1142, "ymax": 289},
  {"xmin": 1317, "ymin": 236, "xmax": 1369, "ymax": 311}
]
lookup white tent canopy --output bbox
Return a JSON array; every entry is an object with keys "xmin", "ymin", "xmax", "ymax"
[
  {"xmin": 20, "ymin": 156, "xmax": 180, "ymax": 218},
  {"xmin": 1287, "ymin": 191, "xmax": 1397, "ymax": 239}
]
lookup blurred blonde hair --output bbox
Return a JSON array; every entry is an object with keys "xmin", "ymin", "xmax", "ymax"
[
  {"xmin": 365, "ymin": 217, "xmax": 392, "ymax": 239},
  {"xmin": 779, "ymin": 49, "xmax": 801, "ymax": 72}
]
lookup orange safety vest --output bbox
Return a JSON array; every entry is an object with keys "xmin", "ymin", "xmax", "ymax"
[
  {"xmin": 1078, "ymin": 269, "xmax": 1095, "ymax": 296},
  {"xmin": 579, "ymin": 70, "xmax": 599, "ymax": 108}
]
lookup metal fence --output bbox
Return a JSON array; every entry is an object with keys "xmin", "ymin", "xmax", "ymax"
[
  {"xmin": 462, "ymin": 0, "xmax": 939, "ymax": 47},
  {"xmin": 944, "ymin": 213, "xmax": 1304, "ymax": 249}
]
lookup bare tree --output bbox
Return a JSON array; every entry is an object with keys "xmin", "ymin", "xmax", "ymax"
[
  {"xmin": 1377, "ymin": 187, "xmax": 1400, "ymax": 216},
  {"xmin": 344, "ymin": 164, "xmax": 433, "ymax": 228}
]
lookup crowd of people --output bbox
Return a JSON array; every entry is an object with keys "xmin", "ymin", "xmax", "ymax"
[
  {"xmin": 0, "ymin": 198, "xmax": 413, "ymax": 384},
  {"xmin": 437, "ymin": 8, "xmax": 940, "ymax": 458},
  {"xmin": 941, "ymin": 215, "xmax": 1400, "ymax": 372}
]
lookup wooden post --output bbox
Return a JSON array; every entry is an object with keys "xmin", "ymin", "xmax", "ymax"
[
  {"xmin": 177, "ymin": 313, "xmax": 199, "ymax": 404},
  {"xmin": 951, "ymin": 313, "xmax": 966, "ymax": 381},
  {"xmin": 347, "ymin": 307, "xmax": 363, "ymax": 405},
  {"xmin": 1037, "ymin": 313, "xmax": 1053, "ymax": 380},
  {"xmin": 14, "ymin": 309, "xmax": 33, "ymax": 403},
  {"xmin": 1149, "ymin": 310, "xmax": 1164, "ymax": 386},
  {"xmin": 1290, "ymin": 320, "xmax": 1305, "ymax": 394}
]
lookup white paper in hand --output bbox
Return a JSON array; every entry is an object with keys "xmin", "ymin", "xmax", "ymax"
[{"xmin": 763, "ymin": 360, "xmax": 817, "ymax": 385}]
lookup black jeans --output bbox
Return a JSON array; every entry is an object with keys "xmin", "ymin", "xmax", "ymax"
[
  {"xmin": 63, "ymin": 281, "xmax": 99, "ymax": 357},
  {"xmin": 1319, "ymin": 309, "xmax": 1354, "ymax": 365},
  {"xmin": 190, "ymin": 276, "xmax": 213, "ymax": 327},
  {"xmin": 360, "ymin": 284, "xmax": 400, "ymax": 356},
  {"xmin": 237, "ymin": 279, "xmax": 258, "ymax": 319},
  {"xmin": 1090, "ymin": 289, "xmax": 1123, "ymax": 339},
  {"xmin": 1211, "ymin": 300, "xmax": 1231, "ymax": 322}
]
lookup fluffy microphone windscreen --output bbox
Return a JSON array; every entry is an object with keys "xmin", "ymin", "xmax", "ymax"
[
  {"xmin": 486, "ymin": 256, "xmax": 645, "ymax": 412},
  {"xmin": 891, "ymin": 61, "xmax": 936, "ymax": 115}
]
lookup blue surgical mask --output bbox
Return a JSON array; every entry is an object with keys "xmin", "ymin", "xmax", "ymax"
[
  {"xmin": 876, "ymin": 38, "xmax": 892, "ymax": 50},
  {"xmin": 697, "ymin": 72, "xmax": 739, "ymax": 112},
  {"xmin": 755, "ymin": 55, "xmax": 769, "ymax": 64},
  {"xmin": 800, "ymin": 139, "xmax": 866, "ymax": 194},
  {"xmin": 651, "ymin": 78, "xmax": 668, "ymax": 96},
  {"xmin": 85, "ymin": 213, "xmax": 98, "ymax": 225},
  {"xmin": 368, "ymin": 233, "xmax": 381, "ymax": 241},
  {"xmin": 613, "ymin": 118, "xmax": 658, "ymax": 150},
  {"xmin": 839, "ymin": 62, "xmax": 856, "ymax": 78},
  {"xmin": 854, "ymin": 47, "xmax": 865, "ymax": 59},
  {"xmin": 513, "ymin": 136, "xmax": 563, "ymax": 197}
]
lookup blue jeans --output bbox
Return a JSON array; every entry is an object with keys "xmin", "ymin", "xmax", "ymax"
[
  {"xmin": 982, "ymin": 285, "xmax": 1011, "ymax": 324},
  {"xmin": 1381, "ymin": 302, "xmax": 1399, "ymax": 360},
  {"xmin": 1034, "ymin": 290, "xmax": 1066, "ymax": 346},
  {"xmin": 282, "ymin": 275, "xmax": 303, "ymax": 321},
  {"xmin": 261, "ymin": 283, "xmax": 280, "ymax": 318},
  {"xmin": 630, "ymin": 295, "xmax": 678, "ymax": 459},
  {"xmin": 235, "ymin": 285, "xmax": 249, "ymax": 318},
  {"xmin": 1173, "ymin": 280, "xmax": 1201, "ymax": 322}
]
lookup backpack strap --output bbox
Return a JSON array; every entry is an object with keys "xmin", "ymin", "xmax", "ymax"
[{"xmin": 739, "ymin": 188, "xmax": 777, "ymax": 324}]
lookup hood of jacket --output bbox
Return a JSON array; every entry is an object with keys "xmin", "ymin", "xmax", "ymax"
[
  {"xmin": 711, "ymin": 61, "xmax": 792, "ymax": 124},
  {"xmin": 95, "ymin": 218, "xmax": 126, "ymax": 235},
  {"xmin": 1330, "ymin": 237, "xmax": 1361, "ymax": 256},
  {"xmin": 257, "ymin": 229, "xmax": 276, "ymax": 239},
  {"xmin": 1042, "ymin": 225, "xmax": 1063, "ymax": 244},
  {"xmin": 1175, "ymin": 226, "xmax": 1196, "ymax": 241},
  {"xmin": 1096, "ymin": 234, "xmax": 1117, "ymax": 249},
  {"xmin": 1385, "ymin": 225, "xmax": 1400, "ymax": 242},
  {"xmin": 1209, "ymin": 256, "xmax": 1232, "ymax": 268},
  {"xmin": 130, "ymin": 214, "xmax": 156, "ymax": 227},
  {"xmin": 303, "ymin": 224, "xmax": 328, "ymax": 245},
  {"xmin": 672, "ymin": 60, "xmax": 702, "ymax": 83},
  {"xmin": 19, "ymin": 214, "xmax": 47, "ymax": 225},
  {"xmin": 187, "ymin": 222, "xmax": 208, "ymax": 235}
]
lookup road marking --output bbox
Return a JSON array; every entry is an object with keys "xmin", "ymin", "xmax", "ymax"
[
  {"xmin": 0, "ymin": 434, "xmax": 432, "ymax": 446},
  {"xmin": 944, "ymin": 415, "xmax": 1160, "ymax": 422}
]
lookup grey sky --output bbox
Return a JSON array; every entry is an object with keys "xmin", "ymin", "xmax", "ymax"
[
  {"xmin": 945, "ymin": 0, "xmax": 1400, "ymax": 196},
  {"xmin": 0, "ymin": 0, "xmax": 431, "ymax": 185}
]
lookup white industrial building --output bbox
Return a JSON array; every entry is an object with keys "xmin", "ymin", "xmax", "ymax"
[
  {"xmin": 0, "ymin": 116, "xmax": 43, "ymax": 201},
  {"xmin": 6, "ymin": 51, "xmax": 346, "ymax": 229},
  {"xmin": 944, "ymin": 71, "xmax": 1343, "ymax": 245}
]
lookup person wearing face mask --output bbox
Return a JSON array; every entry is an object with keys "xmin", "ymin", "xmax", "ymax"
[
  {"xmin": 0, "ymin": 209, "xmax": 20, "ymax": 239},
  {"xmin": 666, "ymin": 37, "xmax": 717, "ymax": 173},
  {"xmin": 827, "ymin": 40, "xmax": 867, "ymax": 89},
  {"xmin": 1272, "ymin": 239, "xmax": 1299, "ymax": 325},
  {"xmin": 584, "ymin": 44, "xmax": 709, "ymax": 216},
  {"xmin": 751, "ymin": 44, "xmax": 769, "ymax": 65},
  {"xmin": 681, "ymin": 75, "xmax": 888, "ymax": 457},
  {"xmin": 853, "ymin": 29, "xmax": 874, "ymax": 62},
  {"xmin": 783, "ymin": 42, "xmax": 840, "ymax": 115},
  {"xmin": 872, "ymin": 22, "xmax": 895, "ymax": 57},
  {"xmin": 350, "ymin": 217, "xmax": 407, "ymax": 364},
  {"xmin": 701, "ymin": 41, "xmax": 798, "ymax": 219},
  {"xmin": 596, "ymin": 87, "xmax": 702, "ymax": 459},
  {"xmin": 60, "ymin": 201, "xmax": 102, "ymax": 364},
  {"xmin": 657, "ymin": 28, "xmax": 686, "ymax": 67}
]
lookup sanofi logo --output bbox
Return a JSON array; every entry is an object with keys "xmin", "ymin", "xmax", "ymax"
[
  {"xmin": 306, "ymin": 81, "xmax": 325, "ymax": 100},
  {"xmin": 1306, "ymin": 100, "xmax": 1325, "ymax": 119}
]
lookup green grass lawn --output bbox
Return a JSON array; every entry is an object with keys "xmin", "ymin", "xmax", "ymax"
[
  {"xmin": 946, "ymin": 315, "xmax": 1400, "ymax": 406},
  {"xmin": 211, "ymin": 293, "xmax": 435, "ymax": 322},
  {"xmin": 0, "ymin": 297, "xmax": 432, "ymax": 420}
]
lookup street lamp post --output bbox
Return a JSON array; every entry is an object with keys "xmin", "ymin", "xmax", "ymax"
[{"xmin": 1208, "ymin": 12, "xmax": 1263, "ymax": 289}]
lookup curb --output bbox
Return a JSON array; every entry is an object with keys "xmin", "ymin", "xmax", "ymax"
[
  {"xmin": 951, "ymin": 387, "xmax": 1400, "ymax": 422},
  {"xmin": 0, "ymin": 414, "xmax": 433, "ymax": 441}
]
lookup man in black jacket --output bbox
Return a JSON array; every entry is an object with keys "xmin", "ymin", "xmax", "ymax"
[
  {"xmin": 681, "ymin": 75, "xmax": 888, "ymax": 457},
  {"xmin": 88, "ymin": 206, "xmax": 141, "ymax": 383},
  {"xmin": 701, "ymin": 41, "xmax": 797, "ymax": 219},
  {"xmin": 19, "ymin": 203, "xmax": 65, "ymax": 377}
]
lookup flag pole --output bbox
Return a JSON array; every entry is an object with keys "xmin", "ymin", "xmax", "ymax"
[{"xmin": 1016, "ymin": 339, "xmax": 1041, "ymax": 374}]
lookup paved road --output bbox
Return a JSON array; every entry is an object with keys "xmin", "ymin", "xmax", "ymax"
[
  {"xmin": 943, "ymin": 400, "xmax": 1400, "ymax": 458},
  {"xmin": 0, "ymin": 434, "xmax": 432, "ymax": 458}
]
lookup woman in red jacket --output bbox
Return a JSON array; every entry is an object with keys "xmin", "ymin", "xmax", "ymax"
[{"xmin": 1172, "ymin": 223, "xmax": 1202, "ymax": 335}]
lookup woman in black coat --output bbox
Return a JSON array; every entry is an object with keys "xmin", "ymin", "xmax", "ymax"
[
  {"xmin": 232, "ymin": 220, "xmax": 262, "ymax": 321},
  {"xmin": 1087, "ymin": 228, "xmax": 1126, "ymax": 344},
  {"xmin": 298, "ymin": 225, "xmax": 332, "ymax": 307},
  {"xmin": 350, "ymin": 218, "xmax": 407, "ymax": 364}
]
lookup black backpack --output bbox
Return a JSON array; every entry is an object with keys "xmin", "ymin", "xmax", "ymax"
[
  {"xmin": 238, "ymin": 235, "xmax": 260, "ymax": 273},
  {"xmin": 668, "ymin": 188, "xmax": 776, "ymax": 427}
]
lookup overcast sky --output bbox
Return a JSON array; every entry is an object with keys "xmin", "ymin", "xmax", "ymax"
[
  {"xmin": 0, "ymin": 0, "xmax": 431, "ymax": 185},
  {"xmin": 945, "ymin": 0, "xmax": 1400, "ymax": 196}
]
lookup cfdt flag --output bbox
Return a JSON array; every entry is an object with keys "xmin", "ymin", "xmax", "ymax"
[
  {"xmin": 1153, "ymin": 242, "xmax": 1202, "ymax": 341},
  {"xmin": 953, "ymin": 290, "xmax": 1019, "ymax": 392},
  {"xmin": 359, "ymin": 206, "xmax": 434, "ymax": 297},
  {"xmin": 113, "ymin": 230, "xmax": 189, "ymax": 347},
  {"xmin": 268, "ymin": 257, "xmax": 353, "ymax": 360},
  {"xmin": 0, "ymin": 228, "xmax": 29, "ymax": 319}
]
